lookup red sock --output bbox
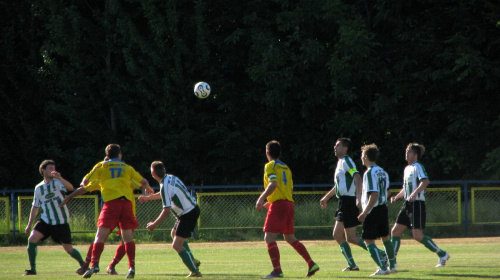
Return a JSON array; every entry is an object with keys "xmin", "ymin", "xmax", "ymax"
[
  {"xmin": 124, "ymin": 241, "xmax": 135, "ymax": 268},
  {"xmin": 91, "ymin": 242, "xmax": 104, "ymax": 268},
  {"xmin": 84, "ymin": 243, "xmax": 93, "ymax": 267},
  {"xmin": 291, "ymin": 240, "xmax": 314, "ymax": 267},
  {"xmin": 109, "ymin": 242, "xmax": 126, "ymax": 267},
  {"xmin": 267, "ymin": 242, "xmax": 282, "ymax": 274}
]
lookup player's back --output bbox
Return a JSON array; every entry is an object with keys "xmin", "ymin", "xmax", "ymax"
[{"xmin": 97, "ymin": 159, "xmax": 143, "ymax": 202}]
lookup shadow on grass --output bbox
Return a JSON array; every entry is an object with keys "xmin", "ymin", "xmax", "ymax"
[{"xmin": 430, "ymin": 274, "xmax": 500, "ymax": 279}]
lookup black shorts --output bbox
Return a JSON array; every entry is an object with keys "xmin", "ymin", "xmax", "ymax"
[
  {"xmin": 175, "ymin": 206, "xmax": 200, "ymax": 238},
  {"xmin": 362, "ymin": 205, "xmax": 389, "ymax": 240},
  {"xmin": 335, "ymin": 196, "xmax": 361, "ymax": 228},
  {"xmin": 33, "ymin": 220, "xmax": 72, "ymax": 244},
  {"xmin": 396, "ymin": 201, "xmax": 426, "ymax": 229}
]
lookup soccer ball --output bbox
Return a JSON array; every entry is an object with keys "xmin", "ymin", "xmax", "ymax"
[{"xmin": 194, "ymin": 82, "xmax": 211, "ymax": 99}]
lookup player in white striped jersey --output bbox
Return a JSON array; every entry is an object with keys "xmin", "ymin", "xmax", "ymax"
[
  {"xmin": 139, "ymin": 161, "xmax": 202, "ymax": 277},
  {"xmin": 24, "ymin": 160, "xmax": 85, "ymax": 275},
  {"xmin": 321, "ymin": 138, "xmax": 385, "ymax": 271},
  {"xmin": 390, "ymin": 143, "xmax": 450, "ymax": 268},
  {"xmin": 357, "ymin": 144, "xmax": 395, "ymax": 275}
]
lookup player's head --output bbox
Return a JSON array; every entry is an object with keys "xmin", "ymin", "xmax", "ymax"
[
  {"xmin": 105, "ymin": 144, "xmax": 121, "ymax": 159},
  {"xmin": 361, "ymin": 143, "xmax": 379, "ymax": 166},
  {"xmin": 335, "ymin": 137, "xmax": 352, "ymax": 158},
  {"xmin": 151, "ymin": 161, "xmax": 166, "ymax": 180},
  {"xmin": 266, "ymin": 140, "xmax": 281, "ymax": 160},
  {"xmin": 406, "ymin": 143, "xmax": 425, "ymax": 162},
  {"xmin": 39, "ymin": 159, "xmax": 55, "ymax": 177}
]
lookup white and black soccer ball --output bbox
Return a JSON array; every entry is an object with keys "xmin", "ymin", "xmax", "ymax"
[{"xmin": 194, "ymin": 82, "xmax": 211, "ymax": 99}]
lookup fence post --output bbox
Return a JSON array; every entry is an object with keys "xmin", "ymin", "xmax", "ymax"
[
  {"xmin": 463, "ymin": 182, "xmax": 469, "ymax": 236},
  {"xmin": 10, "ymin": 191, "xmax": 18, "ymax": 242}
]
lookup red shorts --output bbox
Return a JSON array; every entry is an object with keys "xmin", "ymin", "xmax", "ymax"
[
  {"xmin": 98, "ymin": 199, "xmax": 139, "ymax": 230},
  {"xmin": 263, "ymin": 200, "xmax": 294, "ymax": 234}
]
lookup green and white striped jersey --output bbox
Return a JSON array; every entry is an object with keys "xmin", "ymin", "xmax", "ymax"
[
  {"xmin": 160, "ymin": 174, "xmax": 197, "ymax": 217},
  {"xmin": 403, "ymin": 161, "xmax": 428, "ymax": 201},
  {"xmin": 361, "ymin": 165, "xmax": 389, "ymax": 213},
  {"xmin": 32, "ymin": 179, "xmax": 70, "ymax": 225},
  {"xmin": 334, "ymin": 155, "xmax": 359, "ymax": 197}
]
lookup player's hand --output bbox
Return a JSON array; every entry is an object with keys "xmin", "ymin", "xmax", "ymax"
[
  {"xmin": 138, "ymin": 195, "xmax": 149, "ymax": 203},
  {"xmin": 25, "ymin": 224, "xmax": 31, "ymax": 234},
  {"xmin": 390, "ymin": 196, "xmax": 398, "ymax": 203},
  {"xmin": 146, "ymin": 221, "xmax": 157, "ymax": 231},
  {"xmin": 145, "ymin": 186, "xmax": 154, "ymax": 195},
  {"xmin": 263, "ymin": 202, "xmax": 270, "ymax": 210},
  {"xmin": 255, "ymin": 198, "xmax": 265, "ymax": 210},
  {"xmin": 320, "ymin": 198, "xmax": 327, "ymax": 209},
  {"xmin": 51, "ymin": 171, "xmax": 61, "ymax": 179}
]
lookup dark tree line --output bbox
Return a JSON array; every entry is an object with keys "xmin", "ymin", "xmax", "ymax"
[{"xmin": 1, "ymin": 0, "xmax": 499, "ymax": 190}]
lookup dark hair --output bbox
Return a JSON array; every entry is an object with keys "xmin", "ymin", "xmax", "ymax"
[
  {"xmin": 361, "ymin": 144, "xmax": 379, "ymax": 162},
  {"xmin": 407, "ymin": 143, "xmax": 425, "ymax": 160},
  {"xmin": 337, "ymin": 137, "xmax": 352, "ymax": 153},
  {"xmin": 266, "ymin": 140, "xmax": 281, "ymax": 159},
  {"xmin": 151, "ymin": 161, "xmax": 166, "ymax": 178},
  {"xmin": 39, "ymin": 160, "xmax": 55, "ymax": 176},
  {"xmin": 105, "ymin": 144, "xmax": 121, "ymax": 159}
]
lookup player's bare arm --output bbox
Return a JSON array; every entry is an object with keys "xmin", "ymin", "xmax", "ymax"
[
  {"xmin": 390, "ymin": 188, "xmax": 405, "ymax": 203},
  {"xmin": 320, "ymin": 186, "xmax": 336, "ymax": 209},
  {"xmin": 408, "ymin": 178, "xmax": 430, "ymax": 202},
  {"xmin": 139, "ymin": 178, "xmax": 154, "ymax": 195},
  {"xmin": 358, "ymin": 192, "xmax": 379, "ymax": 223},
  {"xmin": 25, "ymin": 206, "xmax": 40, "ymax": 234},
  {"xmin": 354, "ymin": 173, "xmax": 362, "ymax": 207},
  {"xmin": 139, "ymin": 192, "xmax": 161, "ymax": 203},
  {"xmin": 256, "ymin": 181, "xmax": 277, "ymax": 210},
  {"xmin": 59, "ymin": 186, "xmax": 88, "ymax": 207},
  {"xmin": 147, "ymin": 207, "xmax": 171, "ymax": 231}
]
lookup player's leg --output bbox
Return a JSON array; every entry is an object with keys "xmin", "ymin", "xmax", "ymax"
[
  {"xmin": 174, "ymin": 207, "xmax": 202, "ymax": 277},
  {"xmin": 76, "ymin": 243, "xmax": 93, "ymax": 275},
  {"xmin": 107, "ymin": 241, "xmax": 125, "ymax": 275},
  {"xmin": 25, "ymin": 226, "xmax": 44, "ymax": 275},
  {"xmin": 284, "ymin": 234, "xmax": 319, "ymax": 277},
  {"xmin": 391, "ymin": 203, "xmax": 410, "ymax": 261},
  {"xmin": 83, "ymin": 226, "xmax": 111, "ymax": 278},
  {"xmin": 335, "ymin": 223, "xmax": 358, "ymax": 271},
  {"xmin": 55, "ymin": 223, "xmax": 85, "ymax": 269},
  {"xmin": 410, "ymin": 202, "xmax": 449, "ymax": 266}
]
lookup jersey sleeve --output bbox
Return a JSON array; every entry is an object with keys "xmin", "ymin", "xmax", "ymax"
[
  {"xmin": 83, "ymin": 161, "xmax": 104, "ymax": 184},
  {"xmin": 415, "ymin": 163, "xmax": 428, "ymax": 181},
  {"xmin": 160, "ymin": 184, "xmax": 172, "ymax": 208},
  {"xmin": 32, "ymin": 188, "xmax": 41, "ymax": 207},
  {"xmin": 344, "ymin": 157, "xmax": 359, "ymax": 176},
  {"xmin": 129, "ymin": 167, "xmax": 144, "ymax": 183},
  {"xmin": 265, "ymin": 163, "xmax": 277, "ymax": 182},
  {"xmin": 84, "ymin": 179, "xmax": 101, "ymax": 192}
]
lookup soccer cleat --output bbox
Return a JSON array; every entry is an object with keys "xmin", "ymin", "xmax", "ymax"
[
  {"xmin": 126, "ymin": 268, "xmax": 135, "ymax": 279},
  {"xmin": 107, "ymin": 266, "xmax": 118, "ymax": 275},
  {"xmin": 83, "ymin": 267, "xmax": 96, "ymax": 278},
  {"xmin": 23, "ymin": 270, "xmax": 36, "ymax": 276},
  {"xmin": 306, "ymin": 263, "xmax": 320, "ymax": 277},
  {"xmin": 76, "ymin": 266, "xmax": 88, "ymax": 275},
  {"xmin": 187, "ymin": 272, "xmax": 203, "ymax": 277},
  {"xmin": 194, "ymin": 259, "xmax": 201, "ymax": 268},
  {"xmin": 390, "ymin": 267, "xmax": 398, "ymax": 273},
  {"xmin": 94, "ymin": 266, "xmax": 100, "ymax": 273},
  {"xmin": 262, "ymin": 270, "xmax": 284, "ymax": 278},
  {"xmin": 435, "ymin": 252, "xmax": 450, "ymax": 267},
  {"xmin": 342, "ymin": 265, "xmax": 359, "ymax": 272},
  {"xmin": 370, "ymin": 269, "xmax": 390, "ymax": 276}
]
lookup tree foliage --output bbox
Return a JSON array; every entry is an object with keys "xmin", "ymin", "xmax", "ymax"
[{"xmin": 1, "ymin": 0, "xmax": 499, "ymax": 190}]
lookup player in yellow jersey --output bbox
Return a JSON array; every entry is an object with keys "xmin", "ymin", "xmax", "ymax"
[
  {"xmin": 60, "ymin": 144, "xmax": 153, "ymax": 279},
  {"xmin": 256, "ymin": 140, "xmax": 319, "ymax": 279}
]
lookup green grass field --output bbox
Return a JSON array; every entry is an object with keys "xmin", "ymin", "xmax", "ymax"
[{"xmin": 1, "ymin": 237, "xmax": 499, "ymax": 279}]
